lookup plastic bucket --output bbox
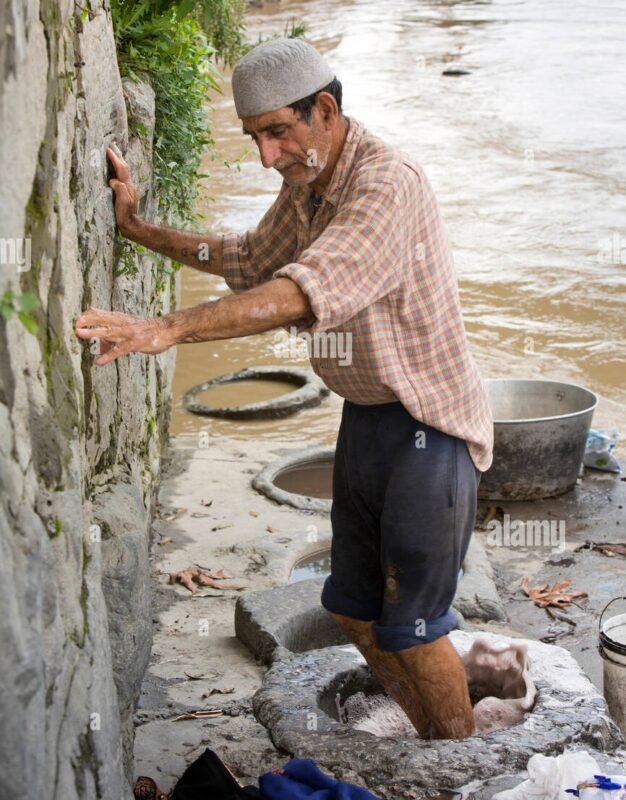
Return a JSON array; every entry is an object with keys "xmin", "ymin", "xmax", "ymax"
[{"xmin": 599, "ymin": 597, "xmax": 626, "ymax": 738}]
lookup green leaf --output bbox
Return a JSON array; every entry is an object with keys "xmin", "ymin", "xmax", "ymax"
[
  {"xmin": 17, "ymin": 311, "xmax": 39, "ymax": 336},
  {"xmin": 16, "ymin": 292, "xmax": 40, "ymax": 313}
]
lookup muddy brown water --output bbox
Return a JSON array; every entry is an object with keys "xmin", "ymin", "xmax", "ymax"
[
  {"xmin": 290, "ymin": 548, "xmax": 332, "ymax": 583},
  {"xmin": 193, "ymin": 378, "xmax": 299, "ymax": 410},
  {"xmin": 170, "ymin": 0, "xmax": 626, "ymax": 455},
  {"xmin": 273, "ymin": 461, "xmax": 334, "ymax": 498}
]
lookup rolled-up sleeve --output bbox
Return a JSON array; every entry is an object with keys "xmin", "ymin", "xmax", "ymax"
[
  {"xmin": 222, "ymin": 180, "xmax": 298, "ymax": 294},
  {"xmin": 272, "ymin": 175, "xmax": 412, "ymax": 332}
]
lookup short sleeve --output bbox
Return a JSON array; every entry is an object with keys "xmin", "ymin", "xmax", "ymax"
[
  {"xmin": 222, "ymin": 180, "xmax": 298, "ymax": 294},
  {"xmin": 272, "ymin": 173, "xmax": 414, "ymax": 332}
]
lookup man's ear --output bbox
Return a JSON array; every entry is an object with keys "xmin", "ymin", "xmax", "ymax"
[{"xmin": 315, "ymin": 92, "xmax": 338, "ymax": 125}]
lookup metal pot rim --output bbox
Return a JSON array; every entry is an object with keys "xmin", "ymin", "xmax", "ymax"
[{"xmin": 485, "ymin": 377, "xmax": 598, "ymax": 425}]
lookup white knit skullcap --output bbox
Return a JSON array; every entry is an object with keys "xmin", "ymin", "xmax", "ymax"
[{"xmin": 232, "ymin": 38, "xmax": 335, "ymax": 118}]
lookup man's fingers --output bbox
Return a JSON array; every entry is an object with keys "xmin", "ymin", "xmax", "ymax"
[
  {"xmin": 93, "ymin": 336, "xmax": 134, "ymax": 366},
  {"xmin": 76, "ymin": 326, "xmax": 124, "ymax": 342},
  {"xmin": 106, "ymin": 147, "xmax": 130, "ymax": 182},
  {"xmin": 76, "ymin": 307, "xmax": 123, "ymax": 327},
  {"xmin": 94, "ymin": 346, "xmax": 124, "ymax": 367}
]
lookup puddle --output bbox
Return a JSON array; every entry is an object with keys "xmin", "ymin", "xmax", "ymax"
[
  {"xmin": 195, "ymin": 378, "xmax": 298, "ymax": 408},
  {"xmin": 273, "ymin": 460, "xmax": 334, "ymax": 498},
  {"xmin": 289, "ymin": 548, "xmax": 331, "ymax": 583}
]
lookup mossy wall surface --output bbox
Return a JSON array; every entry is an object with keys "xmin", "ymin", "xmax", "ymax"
[{"xmin": 0, "ymin": 2, "xmax": 179, "ymax": 797}]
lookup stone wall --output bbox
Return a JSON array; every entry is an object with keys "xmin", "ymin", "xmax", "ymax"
[{"xmin": 0, "ymin": 1, "xmax": 178, "ymax": 797}]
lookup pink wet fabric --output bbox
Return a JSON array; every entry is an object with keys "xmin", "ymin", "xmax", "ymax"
[
  {"xmin": 222, "ymin": 116, "xmax": 494, "ymax": 471},
  {"xmin": 342, "ymin": 637, "xmax": 536, "ymax": 738}
]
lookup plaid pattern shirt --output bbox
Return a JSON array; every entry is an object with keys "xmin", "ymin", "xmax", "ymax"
[{"xmin": 222, "ymin": 116, "xmax": 494, "ymax": 471}]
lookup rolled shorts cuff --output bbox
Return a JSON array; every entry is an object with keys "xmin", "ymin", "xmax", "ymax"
[
  {"xmin": 373, "ymin": 608, "xmax": 458, "ymax": 652},
  {"xmin": 321, "ymin": 575, "xmax": 381, "ymax": 622}
]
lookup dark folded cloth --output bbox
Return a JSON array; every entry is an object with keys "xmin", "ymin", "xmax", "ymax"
[
  {"xmin": 259, "ymin": 758, "xmax": 380, "ymax": 799},
  {"xmin": 169, "ymin": 748, "xmax": 262, "ymax": 800}
]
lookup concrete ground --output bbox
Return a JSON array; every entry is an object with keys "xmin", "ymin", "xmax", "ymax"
[
  {"xmin": 133, "ymin": 434, "xmax": 336, "ymax": 790},
  {"xmin": 473, "ymin": 467, "xmax": 626, "ymax": 690},
  {"xmin": 133, "ymin": 432, "xmax": 625, "ymax": 794}
]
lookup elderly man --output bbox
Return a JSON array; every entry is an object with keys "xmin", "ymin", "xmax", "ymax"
[{"xmin": 76, "ymin": 38, "xmax": 493, "ymax": 739}]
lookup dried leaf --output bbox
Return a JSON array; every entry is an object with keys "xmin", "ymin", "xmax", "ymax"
[
  {"xmin": 169, "ymin": 566, "xmax": 244, "ymax": 593},
  {"xmin": 249, "ymin": 511, "xmax": 259, "ymax": 517},
  {"xmin": 160, "ymin": 506, "xmax": 186, "ymax": 521},
  {"xmin": 266, "ymin": 525, "xmax": 279, "ymax": 533},
  {"xmin": 173, "ymin": 710, "xmax": 223, "ymax": 721},
  {"xmin": 521, "ymin": 576, "xmax": 588, "ymax": 609},
  {"xmin": 194, "ymin": 565, "xmax": 231, "ymax": 580},
  {"xmin": 595, "ymin": 542, "xmax": 626, "ymax": 556}
]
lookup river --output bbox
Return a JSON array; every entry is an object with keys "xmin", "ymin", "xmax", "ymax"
[{"xmin": 170, "ymin": 0, "xmax": 626, "ymax": 452}]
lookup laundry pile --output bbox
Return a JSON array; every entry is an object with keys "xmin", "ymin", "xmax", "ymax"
[
  {"xmin": 134, "ymin": 749, "xmax": 381, "ymax": 800},
  {"xmin": 343, "ymin": 637, "xmax": 536, "ymax": 737}
]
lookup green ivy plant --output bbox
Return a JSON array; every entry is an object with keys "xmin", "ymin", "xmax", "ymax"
[
  {"xmin": 0, "ymin": 290, "xmax": 40, "ymax": 335},
  {"xmin": 110, "ymin": 0, "xmax": 247, "ymax": 226}
]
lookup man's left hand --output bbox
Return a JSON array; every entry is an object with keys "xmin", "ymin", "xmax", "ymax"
[{"xmin": 75, "ymin": 308, "xmax": 172, "ymax": 366}]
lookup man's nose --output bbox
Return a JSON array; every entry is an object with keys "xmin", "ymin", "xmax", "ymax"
[{"xmin": 257, "ymin": 138, "xmax": 282, "ymax": 169}]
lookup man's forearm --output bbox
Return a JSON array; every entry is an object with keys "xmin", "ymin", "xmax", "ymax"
[
  {"xmin": 124, "ymin": 217, "xmax": 224, "ymax": 276},
  {"xmin": 163, "ymin": 277, "xmax": 314, "ymax": 344}
]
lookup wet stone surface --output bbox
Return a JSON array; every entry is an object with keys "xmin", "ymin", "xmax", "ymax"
[
  {"xmin": 252, "ymin": 631, "xmax": 624, "ymax": 800},
  {"xmin": 235, "ymin": 537, "xmax": 505, "ymax": 666}
]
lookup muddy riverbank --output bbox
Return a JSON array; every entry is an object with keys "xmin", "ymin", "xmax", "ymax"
[{"xmin": 133, "ymin": 432, "xmax": 625, "ymax": 794}]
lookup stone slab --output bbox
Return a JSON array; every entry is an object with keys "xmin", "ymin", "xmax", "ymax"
[{"xmin": 253, "ymin": 631, "xmax": 624, "ymax": 799}]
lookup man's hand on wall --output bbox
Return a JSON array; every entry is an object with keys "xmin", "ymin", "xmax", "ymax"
[
  {"xmin": 107, "ymin": 147, "xmax": 140, "ymax": 236},
  {"xmin": 75, "ymin": 308, "xmax": 171, "ymax": 366},
  {"xmin": 75, "ymin": 278, "xmax": 313, "ymax": 366}
]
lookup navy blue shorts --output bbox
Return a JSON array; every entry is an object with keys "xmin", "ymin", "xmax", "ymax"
[{"xmin": 321, "ymin": 400, "xmax": 481, "ymax": 652}]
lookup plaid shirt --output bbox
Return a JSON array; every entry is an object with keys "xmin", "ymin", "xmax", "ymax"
[{"xmin": 222, "ymin": 116, "xmax": 494, "ymax": 471}]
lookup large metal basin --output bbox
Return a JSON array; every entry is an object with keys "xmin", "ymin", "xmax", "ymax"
[{"xmin": 479, "ymin": 379, "xmax": 598, "ymax": 500}]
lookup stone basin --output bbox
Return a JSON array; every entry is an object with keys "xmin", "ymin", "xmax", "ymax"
[{"xmin": 253, "ymin": 631, "xmax": 624, "ymax": 799}]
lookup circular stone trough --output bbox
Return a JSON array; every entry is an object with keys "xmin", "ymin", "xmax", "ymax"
[
  {"xmin": 252, "ymin": 446, "xmax": 334, "ymax": 512},
  {"xmin": 253, "ymin": 631, "xmax": 623, "ymax": 799},
  {"xmin": 182, "ymin": 366, "xmax": 329, "ymax": 420}
]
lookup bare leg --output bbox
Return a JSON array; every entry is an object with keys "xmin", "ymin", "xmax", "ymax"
[
  {"xmin": 333, "ymin": 613, "xmax": 431, "ymax": 736},
  {"xmin": 334, "ymin": 613, "xmax": 474, "ymax": 739},
  {"xmin": 393, "ymin": 634, "xmax": 474, "ymax": 739}
]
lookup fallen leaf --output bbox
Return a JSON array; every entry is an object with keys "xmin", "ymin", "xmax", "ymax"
[
  {"xmin": 203, "ymin": 687, "xmax": 235, "ymax": 697},
  {"xmin": 160, "ymin": 506, "xmax": 186, "ymax": 521},
  {"xmin": 249, "ymin": 511, "xmax": 259, "ymax": 517},
  {"xmin": 191, "ymin": 512, "xmax": 211, "ymax": 518},
  {"xmin": 521, "ymin": 576, "xmax": 588, "ymax": 609},
  {"xmin": 266, "ymin": 525, "xmax": 279, "ymax": 533},
  {"xmin": 169, "ymin": 566, "xmax": 245, "ymax": 593},
  {"xmin": 576, "ymin": 541, "xmax": 626, "ymax": 558},
  {"xmin": 195, "ymin": 565, "xmax": 231, "ymax": 580},
  {"xmin": 158, "ymin": 537, "xmax": 173, "ymax": 546},
  {"xmin": 173, "ymin": 710, "xmax": 223, "ymax": 721}
]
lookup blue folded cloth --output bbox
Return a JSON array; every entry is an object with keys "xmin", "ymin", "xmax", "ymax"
[{"xmin": 259, "ymin": 758, "xmax": 380, "ymax": 799}]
